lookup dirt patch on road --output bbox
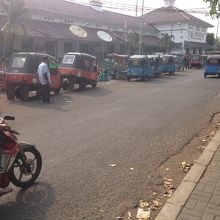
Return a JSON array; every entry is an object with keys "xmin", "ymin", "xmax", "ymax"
[{"xmin": 121, "ymin": 112, "xmax": 220, "ymax": 220}]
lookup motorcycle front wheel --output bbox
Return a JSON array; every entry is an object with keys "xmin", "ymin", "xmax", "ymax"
[{"xmin": 11, "ymin": 147, "xmax": 42, "ymax": 188}]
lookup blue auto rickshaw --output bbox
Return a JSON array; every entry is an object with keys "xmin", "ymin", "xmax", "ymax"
[
  {"xmin": 162, "ymin": 55, "xmax": 176, "ymax": 75},
  {"xmin": 127, "ymin": 55, "xmax": 152, "ymax": 81},
  {"xmin": 204, "ymin": 55, "xmax": 220, "ymax": 78},
  {"xmin": 146, "ymin": 55, "xmax": 163, "ymax": 77}
]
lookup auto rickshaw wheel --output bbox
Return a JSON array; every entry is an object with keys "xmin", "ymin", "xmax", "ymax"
[
  {"xmin": 15, "ymin": 87, "xmax": 21, "ymax": 99},
  {"xmin": 204, "ymin": 74, "xmax": 207, "ymax": 78},
  {"xmin": 79, "ymin": 83, "xmax": 86, "ymax": 90},
  {"xmin": 20, "ymin": 85, "xmax": 29, "ymax": 101},
  {"xmin": 62, "ymin": 81, "xmax": 68, "ymax": 91},
  {"xmin": 91, "ymin": 81, "xmax": 97, "ymax": 88},
  {"xmin": 68, "ymin": 77, "xmax": 75, "ymax": 92},
  {"xmin": 6, "ymin": 83, "xmax": 15, "ymax": 100}
]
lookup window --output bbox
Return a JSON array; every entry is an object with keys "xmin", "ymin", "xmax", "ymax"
[
  {"xmin": 207, "ymin": 58, "xmax": 220, "ymax": 65},
  {"xmin": 201, "ymin": 28, "xmax": 206, "ymax": 33},
  {"xmin": 188, "ymin": 25, "xmax": 194, "ymax": 30},
  {"xmin": 12, "ymin": 57, "xmax": 26, "ymax": 68},
  {"xmin": 129, "ymin": 60, "xmax": 143, "ymax": 67},
  {"xmin": 192, "ymin": 55, "xmax": 201, "ymax": 60},
  {"xmin": 63, "ymin": 55, "xmax": 75, "ymax": 64}
]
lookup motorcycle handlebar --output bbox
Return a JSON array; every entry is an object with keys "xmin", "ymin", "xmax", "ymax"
[{"xmin": 0, "ymin": 117, "xmax": 19, "ymax": 135}]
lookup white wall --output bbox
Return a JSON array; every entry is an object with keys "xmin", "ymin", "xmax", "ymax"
[{"xmin": 155, "ymin": 23, "xmax": 207, "ymax": 43}]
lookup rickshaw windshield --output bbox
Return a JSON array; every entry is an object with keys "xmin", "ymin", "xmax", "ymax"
[
  {"xmin": 63, "ymin": 55, "xmax": 76, "ymax": 64},
  {"xmin": 207, "ymin": 58, "xmax": 220, "ymax": 65},
  {"xmin": 192, "ymin": 55, "xmax": 201, "ymax": 60},
  {"xmin": 11, "ymin": 56, "xmax": 26, "ymax": 69},
  {"xmin": 129, "ymin": 59, "xmax": 145, "ymax": 67}
]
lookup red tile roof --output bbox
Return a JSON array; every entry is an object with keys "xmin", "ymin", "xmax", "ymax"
[
  {"xmin": 23, "ymin": 0, "xmax": 157, "ymax": 32},
  {"xmin": 143, "ymin": 7, "xmax": 213, "ymax": 28}
]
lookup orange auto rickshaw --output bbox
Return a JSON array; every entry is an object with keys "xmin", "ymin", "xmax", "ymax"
[
  {"xmin": 5, "ymin": 52, "xmax": 61, "ymax": 101},
  {"xmin": 59, "ymin": 52, "xmax": 99, "ymax": 91}
]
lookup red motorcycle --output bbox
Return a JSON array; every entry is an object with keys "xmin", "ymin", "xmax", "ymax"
[{"xmin": 0, "ymin": 116, "xmax": 42, "ymax": 196}]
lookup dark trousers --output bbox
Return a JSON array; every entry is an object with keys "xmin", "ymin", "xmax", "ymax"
[{"xmin": 42, "ymin": 84, "xmax": 50, "ymax": 103}]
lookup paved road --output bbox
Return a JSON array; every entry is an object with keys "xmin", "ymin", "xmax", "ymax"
[{"xmin": 1, "ymin": 70, "xmax": 220, "ymax": 220}]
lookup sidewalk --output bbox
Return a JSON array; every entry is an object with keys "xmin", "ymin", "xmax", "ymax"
[{"xmin": 156, "ymin": 130, "xmax": 220, "ymax": 220}]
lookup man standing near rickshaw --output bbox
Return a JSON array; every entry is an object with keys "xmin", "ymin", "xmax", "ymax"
[
  {"xmin": 37, "ymin": 57, "xmax": 52, "ymax": 103},
  {"xmin": 0, "ymin": 57, "xmax": 6, "ymax": 92}
]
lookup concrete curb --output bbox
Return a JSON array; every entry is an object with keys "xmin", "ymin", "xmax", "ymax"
[{"xmin": 155, "ymin": 133, "xmax": 220, "ymax": 220}]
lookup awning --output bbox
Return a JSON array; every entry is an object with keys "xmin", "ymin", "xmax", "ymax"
[{"xmin": 185, "ymin": 41, "xmax": 212, "ymax": 49}]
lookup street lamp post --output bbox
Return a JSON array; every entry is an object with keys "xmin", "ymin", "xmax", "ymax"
[
  {"xmin": 139, "ymin": 0, "xmax": 144, "ymax": 54},
  {"xmin": 177, "ymin": 23, "xmax": 185, "ymax": 54},
  {"xmin": 136, "ymin": 0, "xmax": 138, "ymax": 17}
]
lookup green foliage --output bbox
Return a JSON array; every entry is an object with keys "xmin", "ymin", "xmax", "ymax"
[
  {"xmin": 203, "ymin": 0, "xmax": 219, "ymax": 17},
  {"xmin": 128, "ymin": 32, "xmax": 139, "ymax": 55},
  {"xmin": 1, "ymin": 0, "xmax": 31, "ymax": 53},
  {"xmin": 206, "ymin": 33, "xmax": 215, "ymax": 46},
  {"xmin": 160, "ymin": 33, "xmax": 173, "ymax": 53}
]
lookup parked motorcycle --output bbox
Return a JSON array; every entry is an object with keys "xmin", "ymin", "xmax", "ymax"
[{"xmin": 0, "ymin": 116, "xmax": 42, "ymax": 196}]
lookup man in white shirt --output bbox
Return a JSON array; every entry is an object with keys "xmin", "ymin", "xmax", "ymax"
[{"xmin": 37, "ymin": 57, "xmax": 52, "ymax": 103}]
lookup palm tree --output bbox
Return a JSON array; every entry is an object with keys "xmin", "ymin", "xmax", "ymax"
[
  {"xmin": 128, "ymin": 32, "xmax": 139, "ymax": 55},
  {"xmin": 1, "ymin": 0, "xmax": 30, "ymax": 54},
  {"xmin": 160, "ymin": 33, "xmax": 174, "ymax": 54}
]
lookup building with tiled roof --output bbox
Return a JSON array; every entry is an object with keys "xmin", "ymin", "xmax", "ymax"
[
  {"xmin": 143, "ymin": 5, "xmax": 214, "ymax": 54},
  {"xmin": 0, "ymin": 0, "xmax": 160, "ymax": 59},
  {"xmin": 0, "ymin": 0, "xmax": 214, "ymax": 58}
]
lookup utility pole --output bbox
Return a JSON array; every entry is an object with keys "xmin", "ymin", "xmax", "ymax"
[
  {"xmin": 215, "ymin": 0, "xmax": 220, "ymax": 52},
  {"xmin": 215, "ymin": 15, "xmax": 220, "ymax": 52},
  {"xmin": 139, "ymin": 0, "xmax": 144, "ymax": 54},
  {"xmin": 136, "ymin": 0, "xmax": 138, "ymax": 17}
]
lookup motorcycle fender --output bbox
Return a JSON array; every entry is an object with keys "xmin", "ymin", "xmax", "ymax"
[
  {"xmin": 19, "ymin": 142, "xmax": 36, "ymax": 150},
  {"xmin": 18, "ymin": 142, "xmax": 36, "ymax": 159}
]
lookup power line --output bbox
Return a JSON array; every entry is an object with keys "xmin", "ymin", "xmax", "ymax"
[{"xmin": 65, "ymin": 0, "xmax": 211, "ymax": 15}]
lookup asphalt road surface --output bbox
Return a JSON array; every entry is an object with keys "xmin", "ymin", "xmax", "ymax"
[{"xmin": 1, "ymin": 69, "xmax": 220, "ymax": 220}]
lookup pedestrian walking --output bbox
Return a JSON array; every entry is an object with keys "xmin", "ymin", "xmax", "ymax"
[
  {"xmin": 184, "ymin": 55, "xmax": 190, "ymax": 70},
  {"xmin": 0, "ymin": 57, "xmax": 6, "ymax": 92},
  {"xmin": 37, "ymin": 57, "xmax": 52, "ymax": 103}
]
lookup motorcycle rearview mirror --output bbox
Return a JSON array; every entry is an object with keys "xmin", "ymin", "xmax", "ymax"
[{"xmin": 4, "ymin": 116, "xmax": 15, "ymax": 121}]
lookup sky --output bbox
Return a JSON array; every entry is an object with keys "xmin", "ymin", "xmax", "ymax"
[{"xmin": 69, "ymin": 0, "xmax": 219, "ymax": 36}]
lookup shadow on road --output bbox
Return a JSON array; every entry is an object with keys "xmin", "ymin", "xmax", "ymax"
[
  {"xmin": 127, "ymin": 74, "xmax": 187, "ymax": 85},
  {"xmin": 204, "ymin": 76, "xmax": 220, "ymax": 79},
  {"xmin": 73, "ymin": 86, "xmax": 112, "ymax": 97},
  {"xmin": 0, "ymin": 182, "xmax": 55, "ymax": 220},
  {"xmin": 6, "ymin": 92, "xmax": 73, "ymax": 112}
]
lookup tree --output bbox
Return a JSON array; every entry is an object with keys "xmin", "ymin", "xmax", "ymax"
[
  {"xmin": 206, "ymin": 33, "xmax": 215, "ymax": 46},
  {"xmin": 160, "ymin": 33, "xmax": 173, "ymax": 54},
  {"xmin": 128, "ymin": 32, "xmax": 139, "ymax": 55},
  {"xmin": 1, "ymin": 0, "xmax": 30, "ymax": 54},
  {"xmin": 203, "ymin": 0, "xmax": 219, "ymax": 17}
]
